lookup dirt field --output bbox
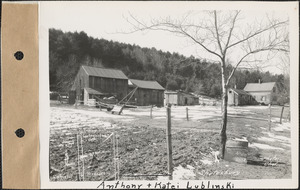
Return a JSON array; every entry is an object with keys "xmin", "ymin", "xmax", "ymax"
[{"xmin": 49, "ymin": 101, "xmax": 291, "ymax": 181}]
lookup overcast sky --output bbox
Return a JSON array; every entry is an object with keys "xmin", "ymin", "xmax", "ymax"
[{"xmin": 40, "ymin": 1, "xmax": 294, "ymax": 74}]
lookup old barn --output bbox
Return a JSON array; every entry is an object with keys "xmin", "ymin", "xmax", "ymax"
[
  {"xmin": 69, "ymin": 65, "xmax": 128, "ymax": 105},
  {"xmin": 244, "ymin": 82, "xmax": 278, "ymax": 105},
  {"xmin": 227, "ymin": 88, "xmax": 256, "ymax": 106},
  {"xmin": 128, "ymin": 79, "xmax": 165, "ymax": 106},
  {"xmin": 164, "ymin": 90, "xmax": 199, "ymax": 106}
]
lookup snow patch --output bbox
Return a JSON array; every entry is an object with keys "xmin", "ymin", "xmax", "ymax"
[
  {"xmin": 172, "ymin": 165, "xmax": 196, "ymax": 180},
  {"xmin": 273, "ymin": 122, "xmax": 290, "ymax": 132},
  {"xmin": 257, "ymin": 136, "xmax": 276, "ymax": 142},
  {"xmin": 262, "ymin": 131, "xmax": 290, "ymax": 144},
  {"xmin": 249, "ymin": 142, "xmax": 284, "ymax": 151},
  {"xmin": 200, "ymin": 159, "xmax": 213, "ymax": 165}
]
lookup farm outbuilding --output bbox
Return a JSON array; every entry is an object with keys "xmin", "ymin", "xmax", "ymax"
[
  {"xmin": 227, "ymin": 88, "xmax": 256, "ymax": 106},
  {"xmin": 164, "ymin": 90, "xmax": 199, "ymax": 106},
  {"xmin": 244, "ymin": 82, "xmax": 278, "ymax": 105},
  {"xmin": 128, "ymin": 79, "xmax": 165, "ymax": 106},
  {"xmin": 69, "ymin": 65, "xmax": 128, "ymax": 105}
]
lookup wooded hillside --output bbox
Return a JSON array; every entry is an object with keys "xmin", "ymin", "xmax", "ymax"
[{"xmin": 49, "ymin": 28, "xmax": 289, "ymax": 101}]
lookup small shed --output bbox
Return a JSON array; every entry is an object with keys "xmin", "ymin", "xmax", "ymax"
[
  {"xmin": 128, "ymin": 79, "xmax": 165, "ymax": 106},
  {"xmin": 228, "ymin": 88, "xmax": 256, "ymax": 106},
  {"xmin": 164, "ymin": 90, "xmax": 199, "ymax": 106}
]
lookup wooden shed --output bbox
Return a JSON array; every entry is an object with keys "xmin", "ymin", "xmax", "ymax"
[
  {"xmin": 164, "ymin": 90, "xmax": 199, "ymax": 106},
  {"xmin": 69, "ymin": 65, "xmax": 128, "ymax": 105},
  {"xmin": 227, "ymin": 88, "xmax": 256, "ymax": 106},
  {"xmin": 128, "ymin": 79, "xmax": 165, "ymax": 106}
]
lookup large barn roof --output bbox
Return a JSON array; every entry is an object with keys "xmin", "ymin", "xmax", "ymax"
[
  {"xmin": 82, "ymin": 65, "xmax": 128, "ymax": 79},
  {"xmin": 244, "ymin": 82, "xmax": 276, "ymax": 92},
  {"xmin": 129, "ymin": 79, "xmax": 165, "ymax": 90}
]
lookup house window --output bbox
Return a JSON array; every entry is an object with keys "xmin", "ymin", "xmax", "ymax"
[{"xmin": 261, "ymin": 96, "xmax": 266, "ymax": 101}]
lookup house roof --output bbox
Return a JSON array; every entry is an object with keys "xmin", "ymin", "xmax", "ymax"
[
  {"xmin": 229, "ymin": 88, "xmax": 250, "ymax": 95},
  {"xmin": 244, "ymin": 82, "xmax": 276, "ymax": 92},
  {"xmin": 129, "ymin": 79, "xmax": 165, "ymax": 90},
  {"xmin": 82, "ymin": 65, "xmax": 128, "ymax": 79}
]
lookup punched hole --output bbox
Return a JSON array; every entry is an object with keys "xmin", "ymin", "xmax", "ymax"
[
  {"xmin": 15, "ymin": 128, "xmax": 25, "ymax": 138},
  {"xmin": 14, "ymin": 51, "xmax": 24, "ymax": 60}
]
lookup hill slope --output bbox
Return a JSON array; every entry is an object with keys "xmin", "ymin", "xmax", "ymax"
[{"xmin": 49, "ymin": 28, "xmax": 288, "ymax": 100}]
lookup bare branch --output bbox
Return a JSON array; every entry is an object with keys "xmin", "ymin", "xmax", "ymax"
[
  {"xmin": 223, "ymin": 11, "xmax": 240, "ymax": 54},
  {"xmin": 122, "ymin": 10, "xmax": 289, "ymax": 88},
  {"xmin": 227, "ymin": 20, "xmax": 288, "ymax": 49},
  {"xmin": 213, "ymin": 11, "xmax": 223, "ymax": 55},
  {"xmin": 177, "ymin": 26, "xmax": 222, "ymax": 59},
  {"xmin": 226, "ymin": 45, "xmax": 286, "ymax": 85},
  {"xmin": 125, "ymin": 13, "xmax": 223, "ymax": 59}
]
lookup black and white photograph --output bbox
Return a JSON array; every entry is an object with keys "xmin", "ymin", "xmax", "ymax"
[{"xmin": 39, "ymin": 1, "xmax": 298, "ymax": 189}]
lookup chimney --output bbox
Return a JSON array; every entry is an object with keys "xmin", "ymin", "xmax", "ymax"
[
  {"xmin": 234, "ymin": 84, "xmax": 237, "ymax": 89},
  {"xmin": 258, "ymin": 79, "xmax": 261, "ymax": 84}
]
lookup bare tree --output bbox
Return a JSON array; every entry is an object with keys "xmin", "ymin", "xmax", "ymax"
[
  {"xmin": 277, "ymin": 52, "xmax": 290, "ymax": 76},
  {"xmin": 125, "ymin": 10, "xmax": 289, "ymax": 158}
]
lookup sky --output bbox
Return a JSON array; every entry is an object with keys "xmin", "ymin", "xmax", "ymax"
[{"xmin": 40, "ymin": 1, "xmax": 294, "ymax": 75}]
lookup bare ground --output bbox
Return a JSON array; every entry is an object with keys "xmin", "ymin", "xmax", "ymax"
[{"xmin": 49, "ymin": 101, "xmax": 291, "ymax": 181}]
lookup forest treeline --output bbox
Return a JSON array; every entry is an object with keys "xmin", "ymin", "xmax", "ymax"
[{"xmin": 49, "ymin": 28, "xmax": 289, "ymax": 101}]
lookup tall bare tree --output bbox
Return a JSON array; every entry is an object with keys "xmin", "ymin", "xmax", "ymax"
[{"xmin": 125, "ymin": 10, "xmax": 289, "ymax": 158}]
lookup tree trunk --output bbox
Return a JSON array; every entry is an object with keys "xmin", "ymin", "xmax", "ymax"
[{"xmin": 220, "ymin": 61, "xmax": 228, "ymax": 159}]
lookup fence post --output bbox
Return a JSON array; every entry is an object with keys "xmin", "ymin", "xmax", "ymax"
[
  {"xmin": 75, "ymin": 98, "xmax": 78, "ymax": 109},
  {"xmin": 76, "ymin": 134, "xmax": 80, "ymax": 181},
  {"xmin": 112, "ymin": 132, "xmax": 117, "ymax": 180},
  {"xmin": 150, "ymin": 105, "xmax": 153, "ymax": 119},
  {"xmin": 116, "ymin": 135, "xmax": 119, "ymax": 180},
  {"xmin": 166, "ymin": 104, "xmax": 173, "ymax": 180},
  {"xmin": 268, "ymin": 104, "xmax": 271, "ymax": 131},
  {"xmin": 81, "ymin": 134, "xmax": 85, "ymax": 181},
  {"xmin": 280, "ymin": 106, "xmax": 285, "ymax": 124},
  {"xmin": 186, "ymin": 107, "xmax": 189, "ymax": 121}
]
